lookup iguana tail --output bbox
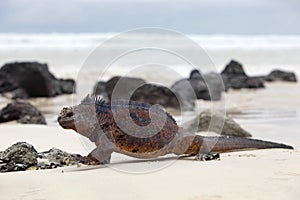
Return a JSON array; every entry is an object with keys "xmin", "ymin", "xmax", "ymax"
[{"xmin": 184, "ymin": 135, "xmax": 293, "ymax": 154}]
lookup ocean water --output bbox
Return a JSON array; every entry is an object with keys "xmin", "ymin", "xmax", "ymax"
[{"xmin": 0, "ymin": 33, "xmax": 300, "ymax": 79}]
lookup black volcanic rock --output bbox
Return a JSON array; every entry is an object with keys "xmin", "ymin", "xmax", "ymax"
[
  {"xmin": 265, "ymin": 70, "xmax": 297, "ymax": 82},
  {"xmin": 0, "ymin": 142, "xmax": 38, "ymax": 172},
  {"xmin": 58, "ymin": 79, "xmax": 76, "ymax": 94},
  {"xmin": 37, "ymin": 148, "xmax": 90, "ymax": 169},
  {"xmin": 93, "ymin": 81, "xmax": 107, "ymax": 99},
  {"xmin": 173, "ymin": 70, "xmax": 224, "ymax": 101},
  {"xmin": 104, "ymin": 76, "xmax": 146, "ymax": 101},
  {"xmin": 186, "ymin": 70, "xmax": 209, "ymax": 99},
  {"xmin": 93, "ymin": 76, "xmax": 180, "ymax": 110},
  {"xmin": 0, "ymin": 62, "xmax": 76, "ymax": 98},
  {"xmin": 0, "ymin": 69, "xmax": 29, "ymax": 98},
  {"xmin": 171, "ymin": 79, "xmax": 198, "ymax": 111},
  {"xmin": 0, "ymin": 71, "xmax": 19, "ymax": 93},
  {"xmin": 203, "ymin": 72, "xmax": 224, "ymax": 100},
  {"xmin": 171, "ymin": 70, "xmax": 224, "ymax": 110},
  {"xmin": 0, "ymin": 100, "xmax": 46, "ymax": 125},
  {"xmin": 131, "ymin": 84, "xmax": 180, "ymax": 110},
  {"xmin": 93, "ymin": 76, "xmax": 146, "ymax": 102},
  {"xmin": 221, "ymin": 60, "xmax": 265, "ymax": 89},
  {"xmin": 221, "ymin": 60, "xmax": 247, "ymax": 76},
  {"xmin": 0, "ymin": 142, "xmax": 96, "ymax": 172}
]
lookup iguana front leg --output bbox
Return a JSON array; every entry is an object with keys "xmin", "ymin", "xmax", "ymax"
[{"xmin": 87, "ymin": 133, "xmax": 116, "ymax": 164}]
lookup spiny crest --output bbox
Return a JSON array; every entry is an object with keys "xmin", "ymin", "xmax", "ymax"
[
  {"xmin": 110, "ymin": 100, "xmax": 177, "ymax": 125},
  {"xmin": 79, "ymin": 95, "xmax": 176, "ymax": 124},
  {"xmin": 80, "ymin": 94, "xmax": 106, "ymax": 106}
]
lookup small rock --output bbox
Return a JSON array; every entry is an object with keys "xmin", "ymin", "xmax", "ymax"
[
  {"xmin": 0, "ymin": 62, "xmax": 76, "ymax": 98},
  {"xmin": 0, "ymin": 142, "xmax": 38, "ymax": 173},
  {"xmin": 221, "ymin": 60, "xmax": 265, "ymax": 90},
  {"xmin": 0, "ymin": 100, "xmax": 46, "ymax": 125},
  {"xmin": 265, "ymin": 70, "xmax": 297, "ymax": 82},
  {"xmin": 186, "ymin": 110, "xmax": 252, "ymax": 137},
  {"xmin": 38, "ymin": 148, "xmax": 87, "ymax": 168}
]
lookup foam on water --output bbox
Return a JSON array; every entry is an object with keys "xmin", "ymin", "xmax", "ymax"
[{"xmin": 1, "ymin": 33, "xmax": 300, "ymax": 50}]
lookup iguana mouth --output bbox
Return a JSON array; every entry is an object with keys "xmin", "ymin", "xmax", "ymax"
[{"xmin": 57, "ymin": 107, "xmax": 76, "ymax": 130}]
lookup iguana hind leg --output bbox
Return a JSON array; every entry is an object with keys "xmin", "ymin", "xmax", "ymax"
[
  {"xmin": 195, "ymin": 152, "xmax": 220, "ymax": 161},
  {"xmin": 171, "ymin": 132, "xmax": 220, "ymax": 161}
]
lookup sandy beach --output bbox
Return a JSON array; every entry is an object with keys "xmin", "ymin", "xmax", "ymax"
[
  {"xmin": 1, "ymin": 82, "xmax": 299, "ymax": 200},
  {"xmin": 0, "ymin": 126, "xmax": 298, "ymax": 200}
]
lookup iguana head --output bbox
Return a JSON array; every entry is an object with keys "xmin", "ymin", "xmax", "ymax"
[
  {"xmin": 57, "ymin": 106, "xmax": 76, "ymax": 130},
  {"xmin": 57, "ymin": 95, "xmax": 106, "ymax": 139}
]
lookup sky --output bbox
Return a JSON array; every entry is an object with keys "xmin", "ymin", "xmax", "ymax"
[{"xmin": 0, "ymin": 0, "xmax": 299, "ymax": 34}]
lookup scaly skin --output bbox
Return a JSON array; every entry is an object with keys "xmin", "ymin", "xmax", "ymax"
[{"xmin": 57, "ymin": 95, "xmax": 293, "ymax": 164}]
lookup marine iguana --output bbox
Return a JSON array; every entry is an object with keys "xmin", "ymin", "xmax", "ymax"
[{"xmin": 57, "ymin": 95, "xmax": 293, "ymax": 164}]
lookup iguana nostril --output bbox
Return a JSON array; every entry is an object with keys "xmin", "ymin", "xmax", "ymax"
[{"xmin": 66, "ymin": 112, "xmax": 74, "ymax": 118}]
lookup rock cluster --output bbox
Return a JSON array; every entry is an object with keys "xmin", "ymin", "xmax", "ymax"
[
  {"xmin": 93, "ymin": 60, "xmax": 297, "ymax": 111},
  {"xmin": 170, "ymin": 60, "xmax": 297, "ymax": 110},
  {"xmin": 0, "ymin": 142, "xmax": 91, "ymax": 173}
]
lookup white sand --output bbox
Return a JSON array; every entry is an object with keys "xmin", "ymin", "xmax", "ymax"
[
  {"xmin": 0, "ymin": 123, "xmax": 299, "ymax": 200},
  {"xmin": 1, "ymin": 82, "xmax": 300, "ymax": 200}
]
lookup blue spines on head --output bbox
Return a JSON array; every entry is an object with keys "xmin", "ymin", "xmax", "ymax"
[
  {"xmin": 94, "ymin": 96, "xmax": 109, "ymax": 113},
  {"xmin": 80, "ymin": 94, "xmax": 109, "ymax": 113}
]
